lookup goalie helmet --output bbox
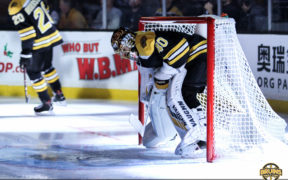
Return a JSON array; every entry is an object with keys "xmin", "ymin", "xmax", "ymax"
[{"xmin": 111, "ymin": 27, "xmax": 138, "ymax": 61}]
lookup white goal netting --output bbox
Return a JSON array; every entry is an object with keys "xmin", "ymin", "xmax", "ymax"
[{"xmin": 141, "ymin": 16, "xmax": 287, "ymax": 159}]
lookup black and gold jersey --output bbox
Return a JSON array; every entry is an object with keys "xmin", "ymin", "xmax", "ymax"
[
  {"xmin": 8, "ymin": 0, "xmax": 62, "ymax": 53},
  {"xmin": 136, "ymin": 31, "xmax": 207, "ymax": 69}
]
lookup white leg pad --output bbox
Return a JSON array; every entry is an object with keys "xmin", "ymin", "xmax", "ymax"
[
  {"xmin": 143, "ymin": 86, "xmax": 178, "ymax": 148},
  {"xmin": 165, "ymin": 69, "xmax": 207, "ymax": 157}
]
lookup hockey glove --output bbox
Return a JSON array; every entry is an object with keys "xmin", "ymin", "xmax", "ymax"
[{"xmin": 19, "ymin": 52, "xmax": 32, "ymax": 69}]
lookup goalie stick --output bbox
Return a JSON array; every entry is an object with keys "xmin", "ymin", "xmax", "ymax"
[{"xmin": 129, "ymin": 103, "xmax": 149, "ymax": 137}]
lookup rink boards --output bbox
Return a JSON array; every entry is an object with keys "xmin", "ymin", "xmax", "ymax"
[{"xmin": 0, "ymin": 31, "xmax": 288, "ymax": 111}]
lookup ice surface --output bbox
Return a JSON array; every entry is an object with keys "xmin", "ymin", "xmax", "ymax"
[{"xmin": 0, "ymin": 97, "xmax": 287, "ymax": 179}]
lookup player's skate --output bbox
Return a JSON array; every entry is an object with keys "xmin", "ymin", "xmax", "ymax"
[
  {"xmin": 52, "ymin": 91, "xmax": 67, "ymax": 106},
  {"xmin": 34, "ymin": 101, "xmax": 53, "ymax": 115}
]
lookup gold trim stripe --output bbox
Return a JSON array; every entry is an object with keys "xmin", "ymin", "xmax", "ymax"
[
  {"xmin": 43, "ymin": 69, "xmax": 57, "ymax": 78},
  {"xmin": 46, "ymin": 76, "xmax": 59, "ymax": 84},
  {"xmin": 190, "ymin": 40, "xmax": 207, "ymax": 52},
  {"xmin": 167, "ymin": 107, "xmax": 187, "ymax": 130},
  {"xmin": 33, "ymin": 36, "xmax": 62, "ymax": 50},
  {"xmin": 20, "ymin": 33, "xmax": 36, "ymax": 41},
  {"xmin": 155, "ymin": 83, "xmax": 169, "ymax": 89},
  {"xmin": 34, "ymin": 30, "xmax": 59, "ymax": 43},
  {"xmin": 168, "ymin": 46, "xmax": 189, "ymax": 65},
  {"xmin": 18, "ymin": 26, "xmax": 34, "ymax": 34},
  {"xmin": 0, "ymin": 86, "xmax": 138, "ymax": 101},
  {"xmin": 187, "ymin": 49, "xmax": 207, "ymax": 63},
  {"xmin": 34, "ymin": 86, "xmax": 48, "ymax": 92},
  {"xmin": 163, "ymin": 38, "xmax": 186, "ymax": 59},
  {"xmin": 33, "ymin": 79, "xmax": 46, "ymax": 87}
]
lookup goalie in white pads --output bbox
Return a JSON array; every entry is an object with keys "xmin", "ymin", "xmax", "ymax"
[
  {"xmin": 138, "ymin": 66, "xmax": 178, "ymax": 148},
  {"xmin": 111, "ymin": 27, "xmax": 207, "ymax": 158}
]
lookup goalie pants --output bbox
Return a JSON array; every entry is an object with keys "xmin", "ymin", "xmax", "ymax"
[
  {"xmin": 26, "ymin": 47, "xmax": 62, "ymax": 103},
  {"xmin": 182, "ymin": 57, "xmax": 207, "ymax": 109}
]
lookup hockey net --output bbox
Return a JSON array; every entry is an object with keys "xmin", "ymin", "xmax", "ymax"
[{"xmin": 138, "ymin": 16, "xmax": 287, "ymax": 162}]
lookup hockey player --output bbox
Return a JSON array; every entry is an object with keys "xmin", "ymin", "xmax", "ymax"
[
  {"xmin": 111, "ymin": 27, "xmax": 207, "ymax": 158},
  {"xmin": 8, "ymin": 0, "xmax": 66, "ymax": 114}
]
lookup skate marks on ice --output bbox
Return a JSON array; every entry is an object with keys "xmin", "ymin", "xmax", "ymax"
[
  {"xmin": 0, "ymin": 98, "xmax": 203, "ymax": 179},
  {"xmin": 0, "ymin": 144, "xmax": 204, "ymax": 170},
  {"xmin": 0, "ymin": 98, "xmax": 287, "ymax": 179},
  {"xmin": 0, "ymin": 144, "xmax": 206, "ymax": 179}
]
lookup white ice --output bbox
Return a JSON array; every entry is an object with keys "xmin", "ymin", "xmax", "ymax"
[{"xmin": 0, "ymin": 97, "xmax": 287, "ymax": 179}]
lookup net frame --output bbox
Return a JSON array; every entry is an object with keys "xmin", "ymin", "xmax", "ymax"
[
  {"xmin": 137, "ymin": 16, "xmax": 287, "ymax": 162},
  {"xmin": 138, "ymin": 16, "xmax": 216, "ymax": 162}
]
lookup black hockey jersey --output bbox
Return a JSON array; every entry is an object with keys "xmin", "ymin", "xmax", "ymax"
[
  {"xmin": 135, "ymin": 31, "xmax": 207, "ymax": 69},
  {"xmin": 8, "ymin": 0, "xmax": 63, "ymax": 53}
]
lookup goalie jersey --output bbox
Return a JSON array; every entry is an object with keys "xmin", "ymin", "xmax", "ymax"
[
  {"xmin": 135, "ymin": 31, "xmax": 207, "ymax": 69},
  {"xmin": 8, "ymin": 0, "xmax": 63, "ymax": 53}
]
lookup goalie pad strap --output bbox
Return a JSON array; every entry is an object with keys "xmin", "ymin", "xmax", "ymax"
[{"xmin": 154, "ymin": 78, "xmax": 169, "ymax": 89}]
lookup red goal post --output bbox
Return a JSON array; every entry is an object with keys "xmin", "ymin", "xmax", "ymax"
[
  {"xmin": 137, "ymin": 16, "xmax": 287, "ymax": 163},
  {"xmin": 138, "ymin": 16, "xmax": 215, "ymax": 162}
]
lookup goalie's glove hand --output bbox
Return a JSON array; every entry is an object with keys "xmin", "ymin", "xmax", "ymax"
[{"xmin": 19, "ymin": 52, "xmax": 32, "ymax": 69}]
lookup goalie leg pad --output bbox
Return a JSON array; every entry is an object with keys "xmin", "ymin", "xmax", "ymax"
[
  {"xmin": 165, "ymin": 69, "xmax": 207, "ymax": 157},
  {"xmin": 166, "ymin": 69, "xmax": 204, "ymax": 134},
  {"xmin": 143, "ymin": 86, "xmax": 178, "ymax": 148}
]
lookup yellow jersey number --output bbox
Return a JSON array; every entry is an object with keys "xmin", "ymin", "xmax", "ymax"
[
  {"xmin": 33, "ymin": 2, "xmax": 53, "ymax": 34},
  {"xmin": 155, "ymin": 37, "xmax": 168, "ymax": 53}
]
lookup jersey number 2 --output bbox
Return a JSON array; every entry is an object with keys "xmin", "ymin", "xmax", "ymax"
[{"xmin": 33, "ymin": 2, "xmax": 53, "ymax": 34}]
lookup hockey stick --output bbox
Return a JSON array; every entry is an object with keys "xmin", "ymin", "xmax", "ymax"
[
  {"xmin": 129, "ymin": 102, "xmax": 150, "ymax": 137},
  {"xmin": 23, "ymin": 67, "xmax": 30, "ymax": 103},
  {"xmin": 129, "ymin": 114, "xmax": 145, "ymax": 137}
]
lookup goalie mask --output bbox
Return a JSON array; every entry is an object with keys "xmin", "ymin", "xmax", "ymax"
[{"xmin": 111, "ymin": 27, "xmax": 138, "ymax": 61}]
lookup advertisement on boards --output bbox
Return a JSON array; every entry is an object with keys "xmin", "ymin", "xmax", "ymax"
[
  {"xmin": 238, "ymin": 34, "xmax": 288, "ymax": 101},
  {"xmin": 1, "ymin": 31, "xmax": 288, "ymax": 102},
  {"xmin": 54, "ymin": 31, "xmax": 138, "ymax": 90},
  {"xmin": 0, "ymin": 31, "xmax": 139, "ymax": 100}
]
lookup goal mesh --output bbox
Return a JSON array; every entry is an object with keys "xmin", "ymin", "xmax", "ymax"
[{"xmin": 139, "ymin": 16, "xmax": 287, "ymax": 162}]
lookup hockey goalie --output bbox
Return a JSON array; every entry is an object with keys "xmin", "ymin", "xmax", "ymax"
[{"xmin": 111, "ymin": 26, "xmax": 208, "ymax": 158}]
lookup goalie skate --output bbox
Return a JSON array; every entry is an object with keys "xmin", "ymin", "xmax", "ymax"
[
  {"xmin": 175, "ymin": 140, "xmax": 206, "ymax": 158},
  {"xmin": 175, "ymin": 124, "xmax": 206, "ymax": 158}
]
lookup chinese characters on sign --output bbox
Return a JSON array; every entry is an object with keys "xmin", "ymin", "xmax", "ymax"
[{"xmin": 257, "ymin": 44, "xmax": 288, "ymax": 90}]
